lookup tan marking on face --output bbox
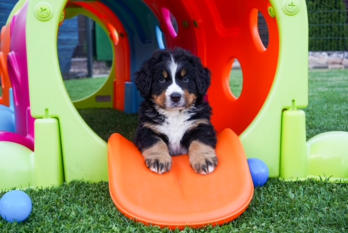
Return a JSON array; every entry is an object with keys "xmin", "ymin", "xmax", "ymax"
[
  {"xmin": 152, "ymin": 91, "xmax": 166, "ymax": 108},
  {"xmin": 189, "ymin": 140, "xmax": 217, "ymax": 174},
  {"xmin": 184, "ymin": 90, "xmax": 197, "ymax": 107},
  {"xmin": 180, "ymin": 68, "xmax": 186, "ymax": 77},
  {"xmin": 162, "ymin": 70, "xmax": 168, "ymax": 78}
]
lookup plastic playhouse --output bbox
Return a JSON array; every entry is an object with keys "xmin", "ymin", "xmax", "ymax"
[
  {"xmin": 0, "ymin": 25, "xmax": 15, "ymax": 133},
  {"xmin": 0, "ymin": 0, "xmax": 347, "ymax": 229}
]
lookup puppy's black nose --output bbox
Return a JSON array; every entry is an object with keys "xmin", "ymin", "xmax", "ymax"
[{"xmin": 170, "ymin": 92, "xmax": 182, "ymax": 103}]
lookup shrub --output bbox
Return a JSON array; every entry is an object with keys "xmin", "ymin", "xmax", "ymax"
[{"xmin": 306, "ymin": 0, "xmax": 348, "ymax": 51}]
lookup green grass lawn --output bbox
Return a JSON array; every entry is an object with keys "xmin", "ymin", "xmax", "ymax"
[
  {"xmin": 64, "ymin": 77, "xmax": 107, "ymax": 101},
  {"xmin": 1, "ymin": 70, "xmax": 347, "ymax": 232},
  {"xmin": 306, "ymin": 69, "xmax": 348, "ymax": 138}
]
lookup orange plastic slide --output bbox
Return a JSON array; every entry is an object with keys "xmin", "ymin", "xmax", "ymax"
[
  {"xmin": 108, "ymin": 129, "xmax": 254, "ymax": 229},
  {"xmin": 0, "ymin": 25, "xmax": 11, "ymax": 106}
]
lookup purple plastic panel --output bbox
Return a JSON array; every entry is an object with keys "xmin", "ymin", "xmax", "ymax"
[{"xmin": 0, "ymin": 2, "xmax": 34, "ymax": 150}]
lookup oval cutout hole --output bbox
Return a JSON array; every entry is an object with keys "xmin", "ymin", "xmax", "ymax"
[
  {"xmin": 58, "ymin": 14, "xmax": 138, "ymax": 141},
  {"xmin": 229, "ymin": 59, "xmax": 243, "ymax": 99},
  {"xmin": 257, "ymin": 11, "xmax": 269, "ymax": 49},
  {"xmin": 58, "ymin": 15, "xmax": 112, "ymax": 101}
]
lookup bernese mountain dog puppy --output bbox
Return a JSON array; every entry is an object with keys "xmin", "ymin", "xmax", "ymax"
[{"xmin": 135, "ymin": 48, "xmax": 217, "ymax": 175}]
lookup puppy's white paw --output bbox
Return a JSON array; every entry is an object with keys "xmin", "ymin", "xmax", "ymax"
[
  {"xmin": 143, "ymin": 140, "xmax": 172, "ymax": 174},
  {"xmin": 145, "ymin": 155, "xmax": 172, "ymax": 174},
  {"xmin": 189, "ymin": 141, "xmax": 218, "ymax": 175},
  {"xmin": 190, "ymin": 155, "xmax": 218, "ymax": 175}
]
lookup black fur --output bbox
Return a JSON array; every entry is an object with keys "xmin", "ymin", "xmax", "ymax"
[{"xmin": 135, "ymin": 50, "xmax": 171, "ymax": 98}]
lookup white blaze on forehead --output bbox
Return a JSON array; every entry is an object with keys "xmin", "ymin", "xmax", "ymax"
[
  {"xmin": 168, "ymin": 55, "xmax": 178, "ymax": 81},
  {"xmin": 166, "ymin": 55, "xmax": 183, "ymax": 96}
]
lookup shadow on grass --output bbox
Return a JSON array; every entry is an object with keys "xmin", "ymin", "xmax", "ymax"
[{"xmin": 78, "ymin": 108, "xmax": 138, "ymax": 142}]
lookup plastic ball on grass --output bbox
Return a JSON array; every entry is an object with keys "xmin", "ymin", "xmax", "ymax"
[
  {"xmin": 247, "ymin": 158, "xmax": 269, "ymax": 187},
  {"xmin": 0, "ymin": 190, "xmax": 32, "ymax": 223}
]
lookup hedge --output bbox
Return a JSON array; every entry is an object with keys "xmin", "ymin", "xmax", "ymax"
[{"xmin": 306, "ymin": 0, "xmax": 348, "ymax": 51}]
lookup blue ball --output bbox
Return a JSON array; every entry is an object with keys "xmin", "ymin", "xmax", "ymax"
[
  {"xmin": 0, "ymin": 190, "xmax": 32, "ymax": 223},
  {"xmin": 248, "ymin": 158, "xmax": 269, "ymax": 187}
]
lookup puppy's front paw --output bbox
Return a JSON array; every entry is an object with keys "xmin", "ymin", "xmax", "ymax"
[
  {"xmin": 142, "ymin": 140, "xmax": 172, "ymax": 174},
  {"xmin": 190, "ymin": 154, "xmax": 218, "ymax": 175},
  {"xmin": 145, "ymin": 155, "xmax": 172, "ymax": 174},
  {"xmin": 189, "ymin": 141, "xmax": 218, "ymax": 175}
]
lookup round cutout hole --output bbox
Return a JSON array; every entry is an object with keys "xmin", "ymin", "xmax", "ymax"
[
  {"xmin": 229, "ymin": 59, "xmax": 243, "ymax": 99},
  {"xmin": 257, "ymin": 11, "xmax": 269, "ymax": 49},
  {"xmin": 250, "ymin": 9, "xmax": 269, "ymax": 51},
  {"xmin": 58, "ymin": 13, "xmax": 138, "ymax": 141},
  {"xmin": 58, "ymin": 15, "xmax": 112, "ymax": 101}
]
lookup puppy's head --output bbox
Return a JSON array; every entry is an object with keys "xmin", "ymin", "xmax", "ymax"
[{"xmin": 135, "ymin": 48, "xmax": 210, "ymax": 110}]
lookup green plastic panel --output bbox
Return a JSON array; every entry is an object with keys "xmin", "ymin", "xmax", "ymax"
[
  {"xmin": 280, "ymin": 108, "xmax": 307, "ymax": 179},
  {"xmin": 0, "ymin": 118, "xmax": 63, "ymax": 191},
  {"xmin": 240, "ymin": 0, "xmax": 308, "ymax": 177},
  {"xmin": 32, "ymin": 118, "xmax": 64, "ymax": 188},
  {"xmin": 96, "ymin": 24, "xmax": 113, "ymax": 61},
  {"xmin": 26, "ymin": 0, "xmax": 108, "ymax": 183}
]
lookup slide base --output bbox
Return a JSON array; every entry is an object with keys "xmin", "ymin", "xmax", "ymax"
[{"xmin": 108, "ymin": 129, "xmax": 254, "ymax": 229}]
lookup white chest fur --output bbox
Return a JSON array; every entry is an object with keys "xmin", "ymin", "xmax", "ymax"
[{"xmin": 155, "ymin": 108, "xmax": 194, "ymax": 155}]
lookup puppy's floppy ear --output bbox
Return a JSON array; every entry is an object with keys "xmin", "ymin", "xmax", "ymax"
[
  {"xmin": 135, "ymin": 61, "xmax": 152, "ymax": 98},
  {"xmin": 135, "ymin": 49, "xmax": 171, "ymax": 98},
  {"xmin": 193, "ymin": 58, "xmax": 211, "ymax": 96}
]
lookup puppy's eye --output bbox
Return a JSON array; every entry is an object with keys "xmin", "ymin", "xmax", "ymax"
[
  {"xmin": 162, "ymin": 70, "xmax": 168, "ymax": 78},
  {"xmin": 180, "ymin": 69, "xmax": 189, "ymax": 83},
  {"xmin": 182, "ymin": 76, "xmax": 189, "ymax": 83},
  {"xmin": 159, "ymin": 77, "xmax": 166, "ymax": 83},
  {"xmin": 159, "ymin": 70, "xmax": 168, "ymax": 83},
  {"xmin": 180, "ymin": 69, "xmax": 186, "ymax": 77}
]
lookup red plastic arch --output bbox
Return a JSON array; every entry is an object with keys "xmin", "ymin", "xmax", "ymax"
[{"xmin": 145, "ymin": 0, "xmax": 279, "ymax": 134}]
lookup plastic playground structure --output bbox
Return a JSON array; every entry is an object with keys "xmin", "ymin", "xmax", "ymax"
[{"xmin": 0, "ymin": 0, "xmax": 347, "ymax": 229}]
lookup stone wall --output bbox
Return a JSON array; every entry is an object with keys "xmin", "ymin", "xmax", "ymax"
[{"xmin": 309, "ymin": 52, "xmax": 348, "ymax": 69}]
